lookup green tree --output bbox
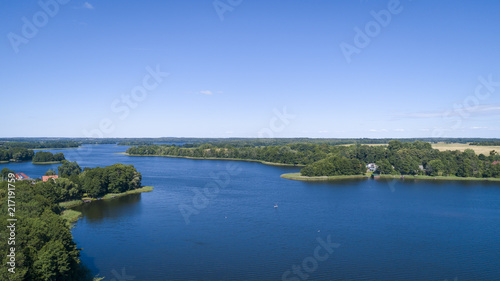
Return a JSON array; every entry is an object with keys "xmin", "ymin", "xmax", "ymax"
[
  {"xmin": 1, "ymin": 167, "xmax": 15, "ymax": 181},
  {"xmin": 58, "ymin": 161, "xmax": 82, "ymax": 178},
  {"xmin": 426, "ymin": 159, "xmax": 444, "ymax": 176}
]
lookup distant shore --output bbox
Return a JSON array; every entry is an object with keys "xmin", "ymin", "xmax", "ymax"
[
  {"xmin": 59, "ymin": 186, "xmax": 154, "ymax": 225},
  {"xmin": 281, "ymin": 172, "xmax": 500, "ymax": 182},
  {"xmin": 116, "ymin": 152, "xmax": 305, "ymax": 167},
  {"xmin": 32, "ymin": 147, "xmax": 80, "ymax": 150}
]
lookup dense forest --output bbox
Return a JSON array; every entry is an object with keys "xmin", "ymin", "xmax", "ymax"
[
  {"xmin": 0, "ymin": 141, "xmax": 80, "ymax": 149},
  {"xmin": 127, "ymin": 140, "xmax": 500, "ymax": 178},
  {"xmin": 0, "ymin": 147, "xmax": 34, "ymax": 162},
  {"xmin": 32, "ymin": 151, "xmax": 65, "ymax": 163},
  {"xmin": 470, "ymin": 141, "xmax": 500, "ymax": 146},
  {"xmin": 0, "ymin": 179, "xmax": 93, "ymax": 280},
  {"xmin": 0, "ymin": 161, "xmax": 143, "ymax": 280}
]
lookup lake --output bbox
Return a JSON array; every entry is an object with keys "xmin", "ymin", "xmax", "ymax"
[{"xmin": 2, "ymin": 144, "xmax": 500, "ymax": 280}]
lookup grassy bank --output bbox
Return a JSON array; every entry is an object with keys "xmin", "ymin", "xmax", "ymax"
[
  {"xmin": 61, "ymin": 209, "xmax": 82, "ymax": 226},
  {"xmin": 101, "ymin": 186, "xmax": 154, "ymax": 200},
  {"xmin": 377, "ymin": 174, "xmax": 500, "ymax": 182},
  {"xmin": 33, "ymin": 161, "xmax": 63, "ymax": 165},
  {"xmin": 281, "ymin": 172, "xmax": 500, "ymax": 182},
  {"xmin": 59, "ymin": 200, "xmax": 84, "ymax": 209},
  {"xmin": 281, "ymin": 172, "xmax": 368, "ymax": 181},
  {"xmin": 58, "ymin": 186, "xmax": 154, "ymax": 226},
  {"xmin": 117, "ymin": 152, "xmax": 305, "ymax": 167}
]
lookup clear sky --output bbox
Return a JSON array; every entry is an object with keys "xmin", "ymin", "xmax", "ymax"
[{"xmin": 1, "ymin": 0, "xmax": 500, "ymax": 138}]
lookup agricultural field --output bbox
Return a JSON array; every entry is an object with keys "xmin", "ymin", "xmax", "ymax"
[{"xmin": 432, "ymin": 142, "xmax": 500, "ymax": 155}]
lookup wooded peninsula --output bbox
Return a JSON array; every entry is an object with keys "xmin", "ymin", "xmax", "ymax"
[{"xmin": 126, "ymin": 140, "xmax": 500, "ymax": 180}]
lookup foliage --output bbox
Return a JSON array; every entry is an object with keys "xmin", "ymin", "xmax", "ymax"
[
  {"xmin": 300, "ymin": 156, "xmax": 365, "ymax": 176},
  {"xmin": 45, "ymin": 169, "xmax": 57, "ymax": 176},
  {"xmin": 81, "ymin": 164, "xmax": 142, "ymax": 198},
  {"xmin": 32, "ymin": 151, "xmax": 65, "ymax": 163},
  {"xmin": 1, "ymin": 167, "xmax": 16, "ymax": 180},
  {"xmin": 58, "ymin": 161, "xmax": 82, "ymax": 178},
  {"xmin": 127, "ymin": 140, "xmax": 500, "ymax": 178},
  {"xmin": 0, "ymin": 147, "xmax": 34, "ymax": 162},
  {"xmin": 0, "ymin": 181, "xmax": 94, "ymax": 280}
]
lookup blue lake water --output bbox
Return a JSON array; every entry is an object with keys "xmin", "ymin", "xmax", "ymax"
[{"xmin": 2, "ymin": 144, "xmax": 500, "ymax": 280}]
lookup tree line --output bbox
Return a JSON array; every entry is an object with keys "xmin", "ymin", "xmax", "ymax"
[
  {"xmin": 0, "ymin": 141, "xmax": 80, "ymax": 149},
  {"xmin": 127, "ymin": 140, "xmax": 500, "ymax": 178},
  {"xmin": 0, "ymin": 147, "xmax": 34, "ymax": 162}
]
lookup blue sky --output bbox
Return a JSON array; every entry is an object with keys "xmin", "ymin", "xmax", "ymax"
[{"xmin": 1, "ymin": 0, "xmax": 500, "ymax": 138}]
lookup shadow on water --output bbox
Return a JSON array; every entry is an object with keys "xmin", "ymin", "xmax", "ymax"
[{"xmin": 73, "ymin": 194, "xmax": 142, "ymax": 222}]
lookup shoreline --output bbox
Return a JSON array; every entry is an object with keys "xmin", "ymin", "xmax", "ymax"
[
  {"xmin": 376, "ymin": 174, "xmax": 500, "ymax": 182},
  {"xmin": 116, "ymin": 152, "xmax": 305, "ymax": 167},
  {"xmin": 280, "ymin": 173, "xmax": 368, "ymax": 181},
  {"xmin": 59, "ymin": 186, "xmax": 154, "ymax": 225},
  {"xmin": 281, "ymin": 172, "xmax": 500, "ymax": 182}
]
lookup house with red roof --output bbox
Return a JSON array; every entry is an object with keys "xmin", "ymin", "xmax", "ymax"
[
  {"xmin": 42, "ymin": 175, "xmax": 59, "ymax": 182},
  {"xmin": 493, "ymin": 161, "xmax": 500, "ymax": 165},
  {"xmin": 15, "ymin": 173, "xmax": 31, "ymax": 180}
]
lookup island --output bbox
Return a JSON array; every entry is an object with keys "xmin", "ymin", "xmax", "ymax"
[{"xmin": 32, "ymin": 151, "xmax": 66, "ymax": 164}]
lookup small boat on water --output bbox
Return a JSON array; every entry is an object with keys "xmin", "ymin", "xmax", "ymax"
[{"xmin": 274, "ymin": 203, "xmax": 278, "ymax": 208}]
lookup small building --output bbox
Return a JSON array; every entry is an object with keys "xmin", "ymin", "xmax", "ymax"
[
  {"xmin": 42, "ymin": 175, "xmax": 59, "ymax": 182},
  {"xmin": 366, "ymin": 163, "xmax": 377, "ymax": 172},
  {"xmin": 492, "ymin": 161, "xmax": 500, "ymax": 165},
  {"xmin": 15, "ymin": 173, "xmax": 31, "ymax": 180}
]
